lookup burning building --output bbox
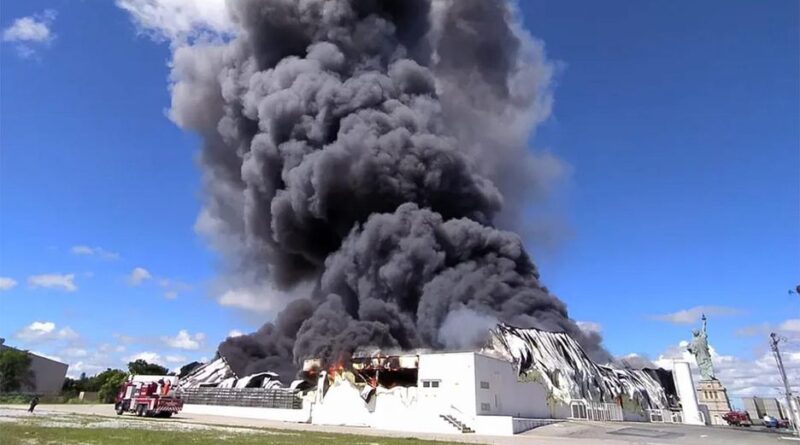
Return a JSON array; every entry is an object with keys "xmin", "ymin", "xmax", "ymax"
[
  {"xmin": 157, "ymin": 0, "xmax": 687, "ymax": 435},
  {"xmin": 178, "ymin": 324, "xmax": 682, "ymax": 435}
]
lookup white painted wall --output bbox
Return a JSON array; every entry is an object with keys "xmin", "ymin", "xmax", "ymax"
[
  {"xmin": 417, "ymin": 352, "xmax": 478, "ymax": 418},
  {"xmin": 473, "ymin": 415, "xmax": 514, "ymax": 435},
  {"xmin": 672, "ymin": 361, "xmax": 704, "ymax": 425},
  {"xmin": 472, "ymin": 353, "xmax": 555, "ymax": 419},
  {"xmin": 312, "ymin": 378, "xmax": 373, "ymax": 426}
]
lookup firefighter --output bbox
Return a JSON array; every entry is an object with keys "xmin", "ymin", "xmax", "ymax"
[{"xmin": 28, "ymin": 395, "xmax": 39, "ymax": 413}]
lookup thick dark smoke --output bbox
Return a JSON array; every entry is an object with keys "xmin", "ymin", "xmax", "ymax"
[{"xmin": 167, "ymin": 0, "xmax": 609, "ymax": 380}]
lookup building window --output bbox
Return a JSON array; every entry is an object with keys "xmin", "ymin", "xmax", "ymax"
[
  {"xmin": 421, "ymin": 379, "xmax": 440, "ymax": 388},
  {"xmin": 481, "ymin": 403, "xmax": 491, "ymax": 412},
  {"xmin": 480, "ymin": 381, "xmax": 490, "ymax": 389}
]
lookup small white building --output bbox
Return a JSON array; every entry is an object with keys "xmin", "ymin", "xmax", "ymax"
[
  {"xmin": 312, "ymin": 351, "xmax": 570, "ymax": 435},
  {"xmin": 180, "ymin": 324, "xmax": 679, "ymax": 435}
]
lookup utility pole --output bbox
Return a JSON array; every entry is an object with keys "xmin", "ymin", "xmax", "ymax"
[{"xmin": 770, "ymin": 332, "xmax": 800, "ymax": 436}]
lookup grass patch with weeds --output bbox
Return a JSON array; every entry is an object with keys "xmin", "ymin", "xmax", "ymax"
[{"xmin": 0, "ymin": 419, "xmax": 468, "ymax": 445}]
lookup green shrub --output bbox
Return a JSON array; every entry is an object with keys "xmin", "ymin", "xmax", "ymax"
[{"xmin": 0, "ymin": 393, "xmax": 33, "ymax": 404}]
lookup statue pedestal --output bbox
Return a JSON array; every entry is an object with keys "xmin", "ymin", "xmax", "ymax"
[{"xmin": 696, "ymin": 379, "xmax": 732, "ymax": 425}]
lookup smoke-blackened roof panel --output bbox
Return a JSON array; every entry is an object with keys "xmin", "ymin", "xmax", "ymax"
[{"xmin": 486, "ymin": 324, "xmax": 671, "ymax": 410}]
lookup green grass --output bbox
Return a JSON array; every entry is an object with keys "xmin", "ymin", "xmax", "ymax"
[
  {"xmin": 0, "ymin": 422, "xmax": 468, "ymax": 445},
  {"xmin": 0, "ymin": 393, "xmax": 95, "ymax": 404}
]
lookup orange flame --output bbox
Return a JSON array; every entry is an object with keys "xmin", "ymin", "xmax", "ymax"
[{"xmin": 327, "ymin": 353, "xmax": 346, "ymax": 378}]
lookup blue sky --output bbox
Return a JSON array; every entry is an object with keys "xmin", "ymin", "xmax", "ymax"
[{"xmin": 0, "ymin": 0, "xmax": 797, "ymax": 398}]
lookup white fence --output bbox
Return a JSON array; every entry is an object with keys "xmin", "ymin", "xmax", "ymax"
[
  {"xmin": 648, "ymin": 408, "xmax": 683, "ymax": 423},
  {"xmin": 569, "ymin": 400, "xmax": 623, "ymax": 422}
]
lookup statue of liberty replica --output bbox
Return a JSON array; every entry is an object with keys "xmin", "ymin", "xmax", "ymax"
[
  {"xmin": 687, "ymin": 314, "xmax": 730, "ymax": 425},
  {"xmin": 687, "ymin": 314, "xmax": 715, "ymax": 380}
]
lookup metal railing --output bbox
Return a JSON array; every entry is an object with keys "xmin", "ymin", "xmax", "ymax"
[{"xmin": 180, "ymin": 387, "xmax": 302, "ymax": 410}]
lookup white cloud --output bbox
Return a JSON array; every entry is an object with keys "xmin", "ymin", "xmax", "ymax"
[
  {"xmin": 113, "ymin": 333, "xmax": 137, "ymax": 345},
  {"xmin": 15, "ymin": 321, "xmax": 79, "ymax": 343},
  {"xmin": 70, "ymin": 245, "xmax": 120, "ymax": 260},
  {"xmin": 116, "ymin": 0, "xmax": 233, "ymax": 44},
  {"xmin": 217, "ymin": 281, "xmax": 313, "ymax": 313},
  {"xmin": 61, "ymin": 344, "xmax": 129, "ymax": 378},
  {"xmin": 650, "ymin": 305, "xmax": 742, "ymax": 325},
  {"xmin": 227, "ymin": 329, "xmax": 243, "ymax": 338},
  {"xmin": 67, "ymin": 361, "xmax": 106, "ymax": 379},
  {"xmin": 128, "ymin": 267, "xmax": 152, "ymax": 285},
  {"xmin": 62, "ymin": 347, "xmax": 88, "ymax": 358},
  {"xmin": 126, "ymin": 269, "xmax": 190, "ymax": 297},
  {"xmin": 736, "ymin": 319, "xmax": 800, "ymax": 339},
  {"xmin": 165, "ymin": 355, "xmax": 187, "ymax": 364},
  {"xmin": 218, "ymin": 288, "xmax": 272, "ymax": 312},
  {"xmin": 779, "ymin": 319, "xmax": 800, "ymax": 332},
  {"xmin": 161, "ymin": 329, "xmax": 205, "ymax": 350},
  {"xmin": 735, "ymin": 322, "xmax": 771, "ymax": 337},
  {"xmin": 2, "ymin": 10, "xmax": 57, "ymax": 58},
  {"xmin": 653, "ymin": 339, "xmax": 800, "ymax": 400},
  {"xmin": 98, "ymin": 343, "xmax": 126, "ymax": 354},
  {"xmin": 158, "ymin": 278, "xmax": 191, "ymax": 299},
  {"xmin": 614, "ymin": 352, "xmax": 655, "ymax": 369},
  {"xmin": 31, "ymin": 350, "xmax": 63, "ymax": 362},
  {"xmin": 124, "ymin": 351, "xmax": 161, "ymax": 363},
  {"xmin": 0, "ymin": 277, "xmax": 18, "ymax": 291},
  {"xmin": 3, "ymin": 11, "xmax": 55, "ymax": 42},
  {"xmin": 28, "ymin": 273, "xmax": 77, "ymax": 292},
  {"xmin": 576, "ymin": 321, "xmax": 602, "ymax": 335}
]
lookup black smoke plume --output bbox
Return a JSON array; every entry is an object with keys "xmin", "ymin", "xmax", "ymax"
[{"xmin": 167, "ymin": 0, "xmax": 609, "ymax": 380}]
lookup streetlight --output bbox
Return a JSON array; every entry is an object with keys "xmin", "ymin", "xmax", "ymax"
[{"xmin": 770, "ymin": 332, "xmax": 800, "ymax": 436}]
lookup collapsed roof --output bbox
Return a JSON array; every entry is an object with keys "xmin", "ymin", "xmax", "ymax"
[
  {"xmin": 486, "ymin": 324, "xmax": 673, "ymax": 410},
  {"xmin": 179, "ymin": 354, "xmax": 297, "ymax": 391},
  {"xmin": 179, "ymin": 355, "xmax": 235, "ymax": 388}
]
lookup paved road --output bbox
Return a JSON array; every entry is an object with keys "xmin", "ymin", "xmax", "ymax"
[{"xmin": 2, "ymin": 404, "xmax": 794, "ymax": 445}]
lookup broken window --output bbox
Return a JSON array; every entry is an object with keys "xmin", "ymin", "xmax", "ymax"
[
  {"xmin": 481, "ymin": 403, "xmax": 491, "ymax": 412},
  {"xmin": 480, "ymin": 381, "xmax": 490, "ymax": 389}
]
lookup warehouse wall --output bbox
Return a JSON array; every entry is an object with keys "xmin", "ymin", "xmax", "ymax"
[
  {"xmin": 0, "ymin": 344, "xmax": 68, "ymax": 394},
  {"xmin": 472, "ymin": 353, "xmax": 556, "ymax": 419},
  {"xmin": 416, "ymin": 352, "xmax": 479, "ymax": 417}
]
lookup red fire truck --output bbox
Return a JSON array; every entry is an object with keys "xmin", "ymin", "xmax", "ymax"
[{"xmin": 115, "ymin": 375, "xmax": 183, "ymax": 418}]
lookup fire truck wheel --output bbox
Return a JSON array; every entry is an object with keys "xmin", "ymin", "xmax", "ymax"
[
  {"xmin": 115, "ymin": 403, "xmax": 124, "ymax": 415},
  {"xmin": 136, "ymin": 405, "xmax": 145, "ymax": 417},
  {"xmin": 160, "ymin": 412, "xmax": 173, "ymax": 418}
]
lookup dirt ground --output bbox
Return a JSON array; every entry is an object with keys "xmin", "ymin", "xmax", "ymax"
[{"xmin": 1, "ymin": 404, "xmax": 793, "ymax": 445}]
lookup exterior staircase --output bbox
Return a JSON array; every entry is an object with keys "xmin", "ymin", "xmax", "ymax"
[{"xmin": 439, "ymin": 414, "xmax": 474, "ymax": 433}]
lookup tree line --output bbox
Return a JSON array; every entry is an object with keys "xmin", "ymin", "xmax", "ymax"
[{"xmin": 1, "ymin": 347, "xmax": 203, "ymax": 403}]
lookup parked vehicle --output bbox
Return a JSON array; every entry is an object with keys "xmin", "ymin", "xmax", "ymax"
[
  {"xmin": 762, "ymin": 415, "xmax": 790, "ymax": 429},
  {"xmin": 114, "ymin": 375, "xmax": 183, "ymax": 418},
  {"xmin": 722, "ymin": 411, "xmax": 751, "ymax": 427}
]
